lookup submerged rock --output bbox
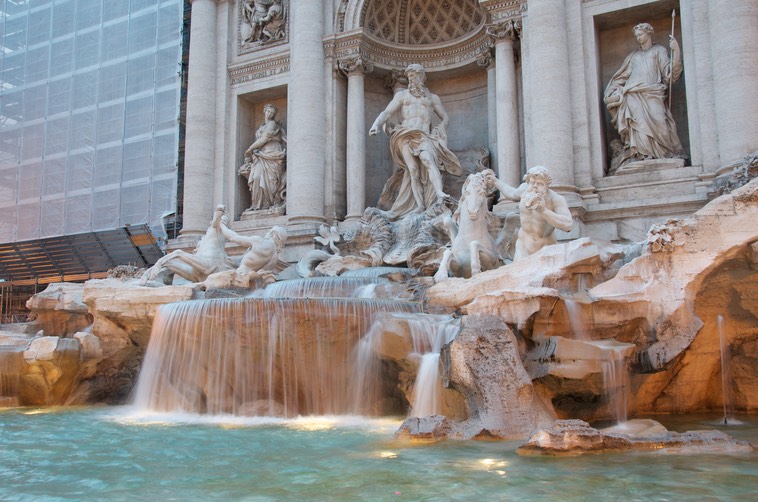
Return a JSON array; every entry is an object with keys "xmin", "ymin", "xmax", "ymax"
[
  {"xmin": 517, "ymin": 419, "xmax": 753, "ymax": 456},
  {"xmin": 395, "ymin": 415, "xmax": 453, "ymax": 441}
]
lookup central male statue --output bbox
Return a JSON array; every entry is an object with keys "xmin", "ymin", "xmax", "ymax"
[
  {"xmin": 369, "ymin": 63, "xmax": 462, "ymax": 218},
  {"xmin": 486, "ymin": 166, "xmax": 573, "ymax": 261}
]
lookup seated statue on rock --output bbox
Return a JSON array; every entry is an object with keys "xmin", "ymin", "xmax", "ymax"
[
  {"xmin": 486, "ymin": 166, "xmax": 573, "ymax": 261},
  {"xmin": 198, "ymin": 223, "xmax": 288, "ymax": 290},
  {"xmin": 369, "ymin": 63, "xmax": 463, "ymax": 219},
  {"xmin": 604, "ymin": 22, "xmax": 685, "ymax": 171},
  {"xmin": 140, "ymin": 206, "xmax": 235, "ymax": 286},
  {"xmin": 239, "ymin": 103, "xmax": 287, "ymax": 212}
]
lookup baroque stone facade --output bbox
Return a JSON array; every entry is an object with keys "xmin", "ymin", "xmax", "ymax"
[{"xmin": 176, "ymin": 0, "xmax": 758, "ymax": 256}]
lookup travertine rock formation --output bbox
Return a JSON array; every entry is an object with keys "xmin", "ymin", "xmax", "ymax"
[
  {"xmin": 428, "ymin": 179, "xmax": 758, "ymax": 420},
  {"xmin": 518, "ymin": 419, "xmax": 753, "ymax": 456},
  {"xmin": 440, "ymin": 314, "xmax": 555, "ymax": 439}
]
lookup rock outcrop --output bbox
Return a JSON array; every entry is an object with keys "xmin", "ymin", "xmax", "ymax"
[
  {"xmin": 517, "ymin": 419, "xmax": 753, "ymax": 455},
  {"xmin": 427, "ymin": 179, "xmax": 758, "ymax": 421},
  {"xmin": 440, "ymin": 314, "xmax": 555, "ymax": 439}
]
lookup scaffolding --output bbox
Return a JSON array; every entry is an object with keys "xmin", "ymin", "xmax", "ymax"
[{"xmin": 0, "ymin": 0, "xmax": 184, "ymax": 243}]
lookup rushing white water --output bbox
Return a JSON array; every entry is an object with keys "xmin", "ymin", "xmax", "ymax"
[
  {"xmin": 717, "ymin": 315, "xmax": 736, "ymax": 425},
  {"xmin": 564, "ymin": 298, "xmax": 591, "ymax": 341},
  {"xmin": 352, "ymin": 313, "xmax": 459, "ymax": 417},
  {"xmin": 251, "ymin": 277, "xmax": 390, "ymax": 298},
  {"xmin": 407, "ymin": 315, "xmax": 460, "ymax": 417},
  {"xmin": 132, "ymin": 295, "xmax": 419, "ymax": 417},
  {"xmin": 601, "ymin": 345, "xmax": 630, "ymax": 424},
  {"xmin": 0, "ymin": 347, "xmax": 23, "ymax": 398}
]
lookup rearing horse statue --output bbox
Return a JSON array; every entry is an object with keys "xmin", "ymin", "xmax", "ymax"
[{"xmin": 434, "ymin": 171, "xmax": 503, "ymax": 282}]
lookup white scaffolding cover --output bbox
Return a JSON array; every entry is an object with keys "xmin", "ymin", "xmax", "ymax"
[{"xmin": 0, "ymin": 0, "xmax": 183, "ymax": 242}]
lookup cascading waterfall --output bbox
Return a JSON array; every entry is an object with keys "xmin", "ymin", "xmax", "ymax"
[
  {"xmin": 601, "ymin": 346, "xmax": 629, "ymax": 424},
  {"xmin": 563, "ymin": 298, "xmax": 590, "ymax": 341},
  {"xmin": 0, "ymin": 347, "xmax": 23, "ymax": 400},
  {"xmin": 717, "ymin": 315, "xmax": 736, "ymax": 425},
  {"xmin": 132, "ymin": 290, "xmax": 420, "ymax": 417},
  {"xmin": 352, "ymin": 313, "xmax": 459, "ymax": 418},
  {"xmin": 251, "ymin": 277, "xmax": 387, "ymax": 299},
  {"xmin": 407, "ymin": 315, "xmax": 460, "ymax": 417}
]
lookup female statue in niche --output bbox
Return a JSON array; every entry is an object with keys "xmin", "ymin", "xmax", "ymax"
[
  {"xmin": 604, "ymin": 22, "xmax": 685, "ymax": 171},
  {"xmin": 239, "ymin": 104, "xmax": 287, "ymax": 211}
]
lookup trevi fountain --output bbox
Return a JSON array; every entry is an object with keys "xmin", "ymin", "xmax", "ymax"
[{"xmin": 1, "ymin": 0, "xmax": 757, "ymax": 500}]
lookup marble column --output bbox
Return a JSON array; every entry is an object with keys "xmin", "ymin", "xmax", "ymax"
[
  {"xmin": 181, "ymin": 0, "xmax": 217, "ymax": 235},
  {"xmin": 524, "ymin": 0, "xmax": 575, "ymax": 188},
  {"xmin": 488, "ymin": 20, "xmax": 521, "ymax": 187},
  {"xmin": 707, "ymin": 0, "xmax": 758, "ymax": 165},
  {"xmin": 477, "ymin": 51, "xmax": 498, "ymax": 176},
  {"xmin": 338, "ymin": 56, "xmax": 373, "ymax": 220},
  {"xmin": 287, "ymin": 1, "xmax": 326, "ymax": 224}
]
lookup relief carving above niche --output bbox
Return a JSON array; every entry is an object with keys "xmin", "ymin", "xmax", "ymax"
[{"xmin": 238, "ymin": 0, "xmax": 289, "ymax": 55}]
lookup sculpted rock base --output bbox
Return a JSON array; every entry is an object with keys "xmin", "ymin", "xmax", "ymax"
[{"xmin": 518, "ymin": 419, "xmax": 753, "ymax": 456}]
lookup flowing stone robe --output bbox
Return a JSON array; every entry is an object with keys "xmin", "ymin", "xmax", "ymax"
[
  {"xmin": 240, "ymin": 119, "xmax": 287, "ymax": 210},
  {"xmin": 604, "ymin": 43, "xmax": 684, "ymax": 164},
  {"xmin": 379, "ymin": 125, "xmax": 463, "ymax": 217}
]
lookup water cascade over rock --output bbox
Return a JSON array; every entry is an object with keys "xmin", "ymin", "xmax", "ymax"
[{"xmin": 132, "ymin": 279, "xmax": 423, "ymax": 417}]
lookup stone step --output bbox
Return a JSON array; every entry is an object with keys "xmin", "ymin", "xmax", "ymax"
[{"xmin": 585, "ymin": 192, "xmax": 710, "ymax": 222}]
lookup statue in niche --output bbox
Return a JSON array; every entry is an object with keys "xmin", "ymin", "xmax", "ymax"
[
  {"xmin": 242, "ymin": 0, "xmax": 286, "ymax": 45},
  {"xmin": 238, "ymin": 103, "xmax": 287, "ymax": 211},
  {"xmin": 140, "ymin": 206, "xmax": 235, "ymax": 286},
  {"xmin": 603, "ymin": 22, "xmax": 685, "ymax": 171},
  {"xmin": 369, "ymin": 63, "xmax": 463, "ymax": 219},
  {"xmin": 486, "ymin": 166, "xmax": 573, "ymax": 261}
]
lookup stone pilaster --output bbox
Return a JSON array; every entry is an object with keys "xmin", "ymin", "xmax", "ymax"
[
  {"xmin": 181, "ymin": 0, "xmax": 218, "ymax": 235},
  {"xmin": 707, "ymin": 0, "xmax": 758, "ymax": 165},
  {"xmin": 338, "ymin": 56, "xmax": 373, "ymax": 220},
  {"xmin": 287, "ymin": 1, "xmax": 326, "ymax": 225},
  {"xmin": 488, "ymin": 20, "xmax": 521, "ymax": 187},
  {"xmin": 523, "ymin": 0, "xmax": 575, "ymax": 189}
]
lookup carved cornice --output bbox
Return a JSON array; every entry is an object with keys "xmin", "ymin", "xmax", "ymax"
[
  {"xmin": 228, "ymin": 53, "xmax": 289, "ymax": 85},
  {"xmin": 327, "ymin": 26, "xmax": 493, "ymax": 72},
  {"xmin": 480, "ymin": 0, "xmax": 527, "ymax": 23},
  {"xmin": 336, "ymin": 55, "xmax": 374, "ymax": 78}
]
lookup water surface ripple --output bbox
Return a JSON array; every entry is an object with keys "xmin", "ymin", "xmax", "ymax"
[{"xmin": 0, "ymin": 407, "xmax": 756, "ymax": 501}]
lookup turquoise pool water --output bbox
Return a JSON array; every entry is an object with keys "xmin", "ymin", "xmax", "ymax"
[{"xmin": 1, "ymin": 407, "xmax": 756, "ymax": 501}]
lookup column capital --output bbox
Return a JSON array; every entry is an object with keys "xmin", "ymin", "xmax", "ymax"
[
  {"xmin": 336, "ymin": 55, "xmax": 374, "ymax": 78},
  {"xmin": 486, "ymin": 19, "xmax": 522, "ymax": 46},
  {"xmin": 477, "ymin": 48, "xmax": 494, "ymax": 69}
]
